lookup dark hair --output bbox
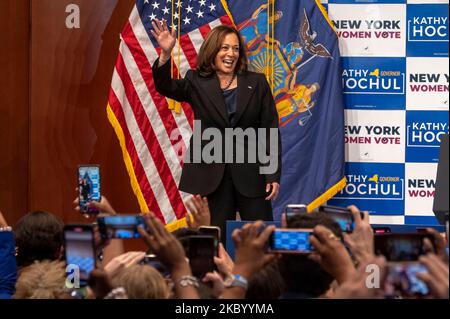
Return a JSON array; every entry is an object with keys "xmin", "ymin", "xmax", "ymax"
[
  {"xmin": 278, "ymin": 212, "xmax": 343, "ymax": 298},
  {"xmin": 197, "ymin": 25, "xmax": 248, "ymax": 77},
  {"xmin": 15, "ymin": 211, "xmax": 64, "ymax": 268},
  {"xmin": 246, "ymin": 261, "xmax": 285, "ymax": 299}
]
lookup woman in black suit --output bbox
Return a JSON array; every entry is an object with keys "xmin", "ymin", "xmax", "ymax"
[{"xmin": 151, "ymin": 20, "xmax": 281, "ymax": 236}]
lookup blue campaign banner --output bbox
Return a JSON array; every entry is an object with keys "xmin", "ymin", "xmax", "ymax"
[
  {"xmin": 329, "ymin": 162, "xmax": 405, "ymax": 215},
  {"xmin": 328, "ymin": 0, "xmax": 406, "ymax": 3},
  {"xmin": 405, "ymin": 216, "xmax": 439, "ymax": 226},
  {"xmin": 342, "ymin": 57, "xmax": 406, "ymax": 109},
  {"xmin": 405, "ymin": 111, "xmax": 449, "ymax": 162},
  {"xmin": 406, "ymin": 4, "xmax": 449, "ymax": 57}
]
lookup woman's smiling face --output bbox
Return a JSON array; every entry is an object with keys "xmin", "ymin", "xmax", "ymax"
[{"xmin": 214, "ymin": 33, "xmax": 240, "ymax": 75}]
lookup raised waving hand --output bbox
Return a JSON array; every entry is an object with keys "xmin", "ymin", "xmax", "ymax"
[{"xmin": 150, "ymin": 18, "xmax": 176, "ymax": 64}]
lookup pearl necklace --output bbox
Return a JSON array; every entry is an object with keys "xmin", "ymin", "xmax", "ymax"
[{"xmin": 220, "ymin": 73, "xmax": 237, "ymax": 91}]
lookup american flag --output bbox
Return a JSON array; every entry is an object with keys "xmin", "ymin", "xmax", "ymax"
[{"xmin": 107, "ymin": 0, "xmax": 233, "ymax": 229}]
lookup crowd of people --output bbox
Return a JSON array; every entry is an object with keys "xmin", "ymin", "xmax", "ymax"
[{"xmin": 0, "ymin": 195, "xmax": 448, "ymax": 300}]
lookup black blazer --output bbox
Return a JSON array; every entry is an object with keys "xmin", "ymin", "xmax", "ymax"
[{"xmin": 152, "ymin": 59, "xmax": 281, "ymax": 197}]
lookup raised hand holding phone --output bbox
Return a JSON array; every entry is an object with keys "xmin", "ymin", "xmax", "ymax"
[
  {"xmin": 137, "ymin": 213, "xmax": 199, "ymax": 299},
  {"xmin": 309, "ymin": 225, "xmax": 356, "ymax": 284},
  {"xmin": 343, "ymin": 205, "xmax": 374, "ymax": 264},
  {"xmin": 64, "ymin": 224, "xmax": 97, "ymax": 287},
  {"xmin": 73, "ymin": 194, "xmax": 116, "ymax": 217},
  {"xmin": 231, "ymin": 221, "xmax": 277, "ymax": 279},
  {"xmin": 198, "ymin": 226, "xmax": 221, "ymax": 256},
  {"xmin": 417, "ymin": 253, "xmax": 449, "ymax": 299},
  {"xmin": 137, "ymin": 213, "xmax": 187, "ymax": 271},
  {"xmin": 318, "ymin": 205, "xmax": 356, "ymax": 233},
  {"xmin": 97, "ymin": 215, "xmax": 146, "ymax": 239},
  {"xmin": 181, "ymin": 235, "xmax": 216, "ymax": 279},
  {"xmin": 77, "ymin": 165, "xmax": 101, "ymax": 215},
  {"xmin": 374, "ymin": 233, "xmax": 436, "ymax": 262}
]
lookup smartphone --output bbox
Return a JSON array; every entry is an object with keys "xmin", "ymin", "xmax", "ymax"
[
  {"xmin": 78, "ymin": 165, "xmax": 101, "ymax": 215},
  {"xmin": 140, "ymin": 254, "xmax": 170, "ymax": 277},
  {"xmin": 182, "ymin": 235, "xmax": 216, "ymax": 279},
  {"xmin": 269, "ymin": 228, "xmax": 314, "ymax": 254},
  {"xmin": 97, "ymin": 215, "xmax": 146, "ymax": 239},
  {"xmin": 284, "ymin": 204, "xmax": 307, "ymax": 224},
  {"xmin": 374, "ymin": 233, "xmax": 435, "ymax": 262},
  {"xmin": 319, "ymin": 205, "xmax": 355, "ymax": 233},
  {"xmin": 64, "ymin": 224, "xmax": 96, "ymax": 286},
  {"xmin": 198, "ymin": 226, "xmax": 221, "ymax": 256},
  {"xmin": 384, "ymin": 262, "xmax": 429, "ymax": 297}
]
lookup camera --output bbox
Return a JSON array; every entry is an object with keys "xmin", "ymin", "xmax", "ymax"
[
  {"xmin": 180, "ymin": 235, "xmax": 216, "ymax": 279},
  {"xmin": 374, "ymin": 233, "xmax": 435, "ymax": 262},
  {"xmin": 318, "ymin": 205, "xmax": 356, "ymax": 233},
  {"xmin": 78, "ymin": 165, "xmax": 101, "ymax": 215},
  {"xmin": 97, "ymin": 215, "xmax": 146, "ymax": 239},
  {"xmin": 64, "ymin": 224, "xmax": 96, "ymax": 286},
  {"xmin": 384, "ymin": 262, "xmax": 429, "ymax": 297}
]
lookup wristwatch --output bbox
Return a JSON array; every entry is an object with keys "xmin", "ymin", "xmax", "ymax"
[{"xmin": 224, "ymin": 274, "xmax": 248, "ymax": 290}]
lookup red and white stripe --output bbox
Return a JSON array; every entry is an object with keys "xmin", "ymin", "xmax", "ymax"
[{"xmin": 108, "ymin": 5, "xmax": 233, "ymax": 224}]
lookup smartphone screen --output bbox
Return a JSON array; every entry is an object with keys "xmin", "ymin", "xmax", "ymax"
[
  {"xmin": 198, "ymin": 226, "xmax": 221, "ymax": 256},
  {"xmin": 184, "ymin": 235, "xmax": 215, "ymax": 279},
  {"xmin": 385, "ymin": 262, "xmax": 429, "ymax": 297},
  {"xmin": 64, "ymin": 225, "xmax": 96, "ymax": 286},
  {"xmin": 330, "ymin": 212, "xmax": 354, "ymax": 233},
  {"xmin": 97, "ymin": 215, "xmax": 146, "ymax": 239},
  {"xmin": 319, "ymin": 205, "xmax": 354, "ymax": 233},
  {"xmin": 269, "ymin": 229, "xmax": 314, "ymax": 253},
  {"xmin": 375, "ymin": 233, "xmax": 434, "ymax": 262},
  {"xmin": 78, "ymin": 165, "xmax": 101, "ymax": 214}
]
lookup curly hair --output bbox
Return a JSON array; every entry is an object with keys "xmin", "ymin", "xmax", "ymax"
[
  {"xmin": 14, "ymin": 261, "xmax": 68, "ymax": 299},
  {"xmin": 14, "ymin": 211, "xmax": 64, "ymax": 268}
]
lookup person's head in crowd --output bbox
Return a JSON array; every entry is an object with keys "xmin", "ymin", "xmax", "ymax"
[
  {"xmin": 246, "ymin": 260, "xmax": 285, "ymax": 299},
  {"xmin": 112, "ymin": 264, "xmax": 170, "ymax": 299},
  {"xmin": 15, "ymin": 211, "xmax": 64, "ymax": 268},
  {"xmin": 279, "ymin": 212, "xmax": 343, "ymax": 298},
  {"xmin": 14, "ymin": 261, "xmax": 69, "ymax": 299}
]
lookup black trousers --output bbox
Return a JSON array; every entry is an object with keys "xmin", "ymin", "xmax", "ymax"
[{"xmin": 204, "ymin": 165, "xmax": 273, "ymax": 244}]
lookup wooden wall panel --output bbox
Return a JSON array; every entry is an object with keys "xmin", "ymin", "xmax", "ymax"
[
  {"xmin": 29, "ymin": 0, "xmax": 141, "ymax": 229},
  {"xmin": 0, "ymin": 0, "xmax": 30, "ymax": 226}
]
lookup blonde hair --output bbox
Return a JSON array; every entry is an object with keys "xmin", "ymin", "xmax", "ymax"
[
  {"xmin": 112, "ymin": 264, "xmax": 170, "ymax": 299},
  {"xmin": 14, "ymin": 261, "xmax": 68, "ymax": 299}
]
